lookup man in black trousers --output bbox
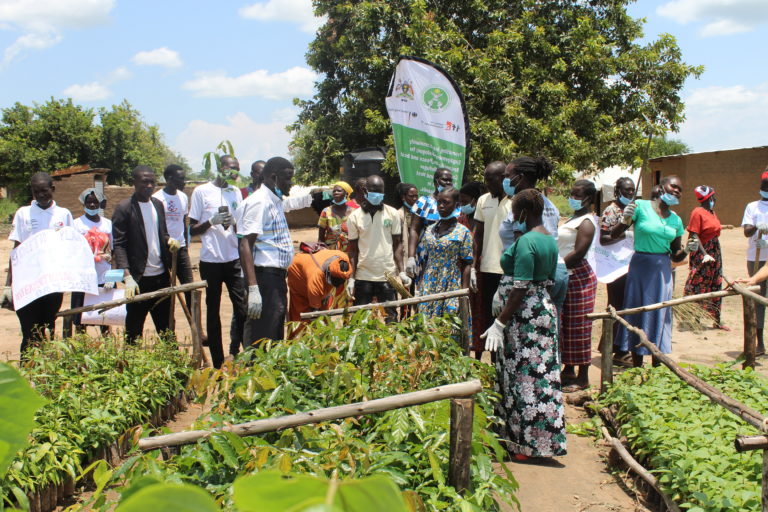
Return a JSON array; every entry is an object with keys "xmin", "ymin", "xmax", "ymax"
[{"xmin": 113, "ymin": 165, "xmax": 180, "ymax": 344}]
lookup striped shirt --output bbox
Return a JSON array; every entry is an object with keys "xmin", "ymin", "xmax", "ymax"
[
  {"xmin": 236, "ymin": 186, "xmax": 294, "ymax": 269},
  {"xmin": 411, "ymin": 194, "xmax": 459, "ymax": 224}
]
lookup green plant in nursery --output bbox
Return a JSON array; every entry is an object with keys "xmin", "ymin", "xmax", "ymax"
[{"xmin": 0, "ymin": 363, "xmax": 46, "ymax": 478}]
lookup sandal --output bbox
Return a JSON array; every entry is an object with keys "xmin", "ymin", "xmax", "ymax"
[
  {"xmin": 612, "ymin": 353, "xmax": 633, "ymax": 368},
  {"xmin": 562, "ymin": 383, "xmax": 590, "ymax": 393},
  {"xmin": 716, "ymin": 324, "xmax": 731, "ymax": 332},
  {"xmin": 512, "ymin": 453, "xmax": 529, "ymax": 461}
]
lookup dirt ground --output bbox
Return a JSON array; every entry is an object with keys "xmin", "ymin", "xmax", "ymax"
[{"xmin": 2, "ymin": 226, "xmax": 760, "ymax": 511}]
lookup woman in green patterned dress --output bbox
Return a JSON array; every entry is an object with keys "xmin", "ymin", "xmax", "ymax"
[{"xmin": 481, "ymin": 188, "xmax": 566, "ymax": 459}]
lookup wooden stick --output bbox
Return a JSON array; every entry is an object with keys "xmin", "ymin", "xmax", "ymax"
[
  {"xmin": 448, "ymin": 398, "xmax": 474, "ymax": 495},
  {"xmin": 190, "ymin": 290, "xmax": 203, "ymax": 368},
  {"xmin": 57, "ymin": 281, "xmax": 207, "ymax": 317},
  {"xmin": 601, "ymin": 426, "xmax": 682, "ymax": 512},
  {"xmin": 588, "ymin": 285, "xmax": 762, "ymax": 320},
  {"xmin": 458, "ymin": 296, "xmax": 470, "ymax": 356},
  {"xmin": 300, "ymin": 288, "xmax": 470, "ymax": 320},
  {"xmin": 721, "ymin": 274, "xmax": 768, "ymax": 310},
  {"xmin": 608, "ymin": 307, "xmax": 768, "ymax": 432},
  {"xmin": 744, "ymin": 295, "xmax": 758, "ymax": 369},
  {"xmin": 168, "ymin": 250, "xmax": 178, "ymax": 330},
  {"xmin": 600, "ymin": 318, "xmax": 614, "ymax": 394},
  {"xmin": 138, "ymin": 379, "xmax": 482, "ymax": 450},
  {"xmin": 735, "ymin": 435, "xmax": 768, "ymax": 452}
]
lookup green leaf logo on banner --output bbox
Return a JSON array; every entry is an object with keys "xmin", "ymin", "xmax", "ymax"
[{"xmin": 422, "ymin": 86, "xmax": 450, "ymax": 113}]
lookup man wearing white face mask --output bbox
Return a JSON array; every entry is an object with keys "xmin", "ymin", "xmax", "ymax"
[{"xmin": 347, "ymin": 175, "xmax": 405, "ymax": 323}]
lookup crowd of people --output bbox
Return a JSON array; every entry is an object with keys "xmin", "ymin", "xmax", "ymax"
[{"xmin": 6, "ymin": 154, "xmax": 768, "ymax": 462}]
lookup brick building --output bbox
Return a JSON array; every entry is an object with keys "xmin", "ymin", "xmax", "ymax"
[
  {"xmin": 51, "ymin": 165, "xmax": 135, "ymax": 218},
  {"xmin": 643, "ymin": 146, "xmax": 768, "ymax": 227}
]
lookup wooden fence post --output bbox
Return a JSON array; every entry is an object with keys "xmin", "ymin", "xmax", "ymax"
[
  {"xmin": 62, "ymin": 315, "xmax": 73, "ymax": 339},
  {"xmin": 600, "ymin": 318, "xmax": 614, "ymax": 394},
  {"xmin": 448, "ymin": 398, "xmax": 474, "ymax": 495},
  {"xmin": 458, "ymin": 296, "xmax": 470, "ymax": 356},
  {"xmin": 191, "ymin": 290, "xmax": 203, "ymax": 368},
  {"xmin": 744, "ymin": 296, "xmax": 757, "ymax": 370}
]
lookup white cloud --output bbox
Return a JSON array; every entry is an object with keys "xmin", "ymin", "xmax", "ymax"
[
  {"xmin": 677, "ymin": 82, "xmax": 768, "ymax": 152},
  {"xmin": 107, "ymin": 66, "xmax": 132, "ymax": 82},
  {"xmin": 173, "ymin": 111, "xmax": 297, "ymax": 174},
  {"xmin": 239, "ymin": 0, "xmax": 325, "ymax": 33},
  {"xmin": 130, "ymin": 47, "xmax": 182, "ymax": 68},
  {"xmin": 0, "ymin": 0, "xmax": 114, "ymax": 65},
  {"xmin": 657, "ymin": 0, "xmax": 768, "ymax": 36},
  {"xmin": 62, "ymin": 81, "xmax": 111, "ymax": 101},
  {"xmin": 182, "ymin": 66, "xmax": 317, "ymax": 100}
]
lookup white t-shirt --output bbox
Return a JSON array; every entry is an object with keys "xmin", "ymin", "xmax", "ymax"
[
  {"xmin": 139, "ymin": 201, "xmax": 164, "ymax": 276},
  {"xmin": 74, "ymin": 216, "xmax": 113, "ymax": 284},
  {"xmin": 742, "ymin": 200, "xmax": 768, "ymax": 261},
  {"xmin": 152, "ymin": 189, "xmax": 189, "ymax": 247},
  {"xmin": 189, "ymin": 182, "xmax": 243, "ymax": 263},
  {"xmin": 473, "ymin": 193, "xmax": 509, "ymax": 274},
  {"xmin": 9, "ymin": 201, "xmax": 74, "ymax": 244}
]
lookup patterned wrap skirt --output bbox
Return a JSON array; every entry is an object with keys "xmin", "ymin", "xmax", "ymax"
[
  {"xmin": 683, "ymin": 237, "xmax": 722, "ymax": 324},
  {"xmin": 617, "ymin": 252, "xmax": 674, "ymax": 355},
  {"xmin": 561, "ymin": 259, "xmax": 598, "ymax": 365},
  {"xmin": 494, "ymin": 280, "xmax": 567, "ymax": 457}
]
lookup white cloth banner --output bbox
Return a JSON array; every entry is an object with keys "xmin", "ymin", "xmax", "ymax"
[
  {"xmin": 82, "ymin": 289, "xmax": 126, "ymax": 326},
  {"xmin": 11, "ymin": 227, "xmax": 98, "ymax": 310},
  {"xmin": 593, "ymin": 234, "xmax": 635, "ymax": 284}
]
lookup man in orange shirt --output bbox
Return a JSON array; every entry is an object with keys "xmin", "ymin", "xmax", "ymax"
[{"xmin": 287, "ymin": 249, "xmax": 352, "ymax": 323}]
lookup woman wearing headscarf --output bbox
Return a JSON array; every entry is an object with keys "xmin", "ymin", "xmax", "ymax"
[
  {"xmin": 612, "ymin": 176, "xmax": 697, "ymax": 367},
  {"xmin": 71, "ymin": 188, "xmax": 114, "ymax": 333},
  {"xmin": 683, "ymin": 185, "xmax": 726, "ymax": 329},
  {"xmin": 317, "ymin": 181, "xmax": 356, "ymax": 252}
]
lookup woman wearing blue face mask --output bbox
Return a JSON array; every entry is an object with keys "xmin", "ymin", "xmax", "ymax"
[
  {"xmin": 599, "ymin": 176, "xmax": 635, "ymax": 366},
  {"xmin": 558, "ymin": 180, "xmax": 598, "ymax": 391},
  {"xmin": 612, "ymin": 175, "xmax": 692, "ymax": 368}
]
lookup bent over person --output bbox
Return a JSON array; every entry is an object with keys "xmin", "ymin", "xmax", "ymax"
[
  {"xmin": 113, "ymin": 166, "xmax": 179, "ymax": 344},
  {"xmin": 287, "ymin": 249, "xmax": 352, "ymax": 322}
]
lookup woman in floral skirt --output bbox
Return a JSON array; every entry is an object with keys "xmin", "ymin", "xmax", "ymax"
[{"xmin": 481, "ymin": 188, "xmax": 566, "ymax": 459}]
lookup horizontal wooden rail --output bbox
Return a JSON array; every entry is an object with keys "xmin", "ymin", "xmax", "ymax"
[
  {"xmin": 300, "ymin": 288, "xmax": 469, "ymax": 320},
  {"xmin": 57, "ymin": 281, "xmax": 208, "ymax": 317},
  {"xmin": 588, "ymin": 285, "xmax": 761, "ymax": 320},
  {"xmin": 138, "ymin": 379, "xmax": 482, "ymax": 451}
]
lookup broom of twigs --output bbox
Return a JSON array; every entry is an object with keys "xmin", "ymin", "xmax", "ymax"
[
  {"xmin": 385, "ymin": 271, "xmax": 413, "ymax": 299},
  {"xmin": 672, "ymin": 294, "xmax": 716, "ymax": 332}
]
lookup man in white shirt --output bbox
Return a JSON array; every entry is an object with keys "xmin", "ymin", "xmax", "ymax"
[
  {"xmin": 189, "ymin": 155, "xmax": 247, "ymax": 368},
  {"xmin": 153, "ymin": 164, "xmax": 193, "ymax": 306},
  {"xmin": 4, "ymin": 172, "xmax": 74, "ymax": 353},
  {"xmin": 742, "ymin": 168, "xmax": 768, "ymax": 355},
  {"xmin": 113, "ymin": 166, "xmax": 179, "ymax": 344},
  {"xmin": 237, "ymin": 156, "xmax": 296, "ymax": 346}
]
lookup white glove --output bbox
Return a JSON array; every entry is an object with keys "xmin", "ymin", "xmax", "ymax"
[
  {"xmin": 702, "ymin": 254, "xmax": 715, "ymax": 264},
  {"xmin": 469, "ymin": 268, "xmax": 478, "ymax": 293},
  {"xmin": 210, "ymin": 211, "xmax": 231, "ymax": 226},
  {"xmin": 481, "ymin": 319, "xmax": 506, "ymax": 352},
  {"xmin": 492, "ymin": 289, "xmax": 503, "ymax": 317},
  {"xmin": 398, "ymin": 272, "xmax": 412, "ymax": 288},
  {"xmin": 168, "ymin": 238, "xmax": 181, "ymax": 252},
  {"xmin": 757, "ymin": 239, "xmax": 768, "ymax": 250},
  {"xmin": 247, "ymin": 285, "xmax": 262, "ymax": 319},
  {"xmin": 405, "ymin": 257, "xmax": 418, "ymax": 277},
  {"xmin": 621, "ymin": 202, "xmax": 636, "ymax": 223},
  {"xmin": 684, "ymin": 238, "xmax": 699, "ymax": 254},
  {"xmin": 102, "ymin": 281, "xmax": 115, "ymax": 290},
  {"xmin": 124, "ymin": 275, "xmax": 140, "ymax": 299},
  {"xmin": 0, "ymin": 286, "xmax": 13, "ymax": 309},
  {"xmin": 346, "ymin": 278, "xmax": 356, "ymax": 300},
  {"xmin": 757, "ymin": 223, "xmax": 768, "ymax": 233}
]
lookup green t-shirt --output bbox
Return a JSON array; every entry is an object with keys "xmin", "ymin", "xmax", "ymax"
[
  {"xmin": 632, "ymin": 199, "xmax": 684, "ymax": 254},
  {"xmin": 500, "ymin": 230, "xmax": 558, "ymax": 281}
]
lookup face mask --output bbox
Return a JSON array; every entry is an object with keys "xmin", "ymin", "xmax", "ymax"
[
  {"xmin": 760, "ymin": 190, "xmax": 768, "ymax": 200},
  {"xmin": 84, "ymin": 207, "xmax": 100, "ymax": 216},
  {"xmin": 660, "ymin": 192, "xmax": 679, "ymax": 206},
  {"xmin": 332, "ymin": 197, "xmax": 347, "ymax": 205},
  {"xmin": 502, "ymin": 178, "xmax": 516, "ymax": 197},
  {"xmin": 618, "ymin": 194, "xmax": 631, "ymax": 206},
  {"xmin": 511, "ymin": 220, "xmax": 527, "ymax": 233},
  {"xmin": 568, "ymin": 197, "xmax": 583, "ymax": 210},
  {"xmin": 709, "ymin": 199, "xmax": 715, "ymax": 209},
  {"xmin": 274, "ymin": 186, "xmax": 284, "ymax": 199},
  {"xmin": 365, "ymin": 192, "xmax": 384, "ymax": 206},
  {"xmin": 460, "ymin": 204, "xmax": 475, "ymax": 215},
  {"xmin": 436, "ymin": 185, "xmax": 445, "ymax": 193}
]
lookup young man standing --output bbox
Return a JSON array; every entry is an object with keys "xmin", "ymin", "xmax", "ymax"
[
  {"xmin": 112, "ymin": 165, "xmax": 179, "ymax": 344},
  {"xmin": 241, "ymin": 160, "xmax": 265, "ymax": 199},
  {"xmin": 189, "ymin": 155, "xmax": 246, "ymax": 367},
  {"xmin": 346, "ymin": 175, "xmax": 406, "ymax": 323},
  {"xmin": 4, "ymin": 172, "xmax": 74, "ymax": 353}
]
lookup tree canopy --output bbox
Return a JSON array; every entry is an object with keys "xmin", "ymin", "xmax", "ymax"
[
  {"xmin": 0, "ymin": 98, "xmax": 188, "ymax": 192},
  {"xmin": 290, "ymin": 0, "xmax": 702, "ymax": 183}
]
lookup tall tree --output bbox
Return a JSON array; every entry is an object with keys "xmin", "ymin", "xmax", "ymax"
[{"xmin": 291, "ymin": 0, "xmax": 702, "ymax": 183}]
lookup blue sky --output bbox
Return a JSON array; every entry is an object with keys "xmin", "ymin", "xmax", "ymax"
[{"xmin": 1, "ymin": 0, "xmax": 766, "ymax": 174}]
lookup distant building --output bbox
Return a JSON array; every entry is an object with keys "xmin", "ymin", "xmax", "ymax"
[{"xmin": 644, "ymin": 146, "xmax": 768, "ymax": 227}]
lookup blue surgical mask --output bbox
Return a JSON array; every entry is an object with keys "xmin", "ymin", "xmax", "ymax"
[
  {"xmin": 365, "ymin": 192, "xmax": 384, "ymax": 206},
  {"xmin": 709, "ymin": 199, "xmax": 715, "ymax": 210},
  {"xmin": 618, "ymin": 194, "xmax": 631, "ymax": 206},
  {"xmin": 511, "ymin": 220, "xmax": 527, "ymax": 234},
  {"xmin": 568, "ymin": 197, "xmax": 583, "ymax": 210},
  {"xmin": 436, "ymin": 185, "xmax": 445, "ymax": 193},
  {"xmin": 332, "ymin": 197, "xmax": 347, "ymax": 205},
  {"xmin": 760, "ymin": 190, "xmax": 768, "ymax": 200},
  {"xmin": 660, "ymin": 192, "xmax": 679, "ymax": 206},
  {"xmin": 502, "ymin": 178, "xmax": 516, "ymax": 197},
  {"xmin": 275, "ymin": 186, "xmax": 284, "ymax": 199},
  {"xmin": 84, "ymin": 207, "xmax": 100, "ymax": 216},
  {"xmin": 460, "ymin": 204, "xmax": 475, "ymax": 215}
]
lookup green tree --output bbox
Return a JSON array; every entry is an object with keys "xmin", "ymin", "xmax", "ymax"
[
  {"xmin": 291, "ymin": 0, "xmax": 702, "ymax": 184},
  {"xmin": 648, "ymin": 134, "xmax": 691, "ymax": 159}
]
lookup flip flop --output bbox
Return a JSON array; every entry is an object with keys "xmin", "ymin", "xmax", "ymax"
[
  {"xmin": 612, "ymin": 353, "xmax": 633, "ymax": 368},
  {"xmin": 562, "ymin": 383, "xmax": 590, "ymax": 393}
]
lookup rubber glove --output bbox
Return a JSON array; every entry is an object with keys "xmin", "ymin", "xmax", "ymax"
[
  {"xmin": 124, "ymin": 275, "xmax": 140, "ymax": 299},
  {"xmin": 399, "ymin": 271, "xmax": 412, "ymax": 288},
  {"xmin": 757, "ymin": 222, "xmax": 768, "ymax": 233},
  {"xmin": 757, "ymin": 239, "xmax": 768, "ymax": 250},
  {"xmin": 405, "ymin": 257, "xmax": 418, "ymax": 277},
  {"xmin": 346, "ymin": 278, "xmax": 356, "ymax": 300},
  {"xmin": 683, "ymin": 238, "xmax": 699, "ymax": 254},
  {"xmin": 168, "ymin": 238, "xmax": 181, "ymax": 252},
  {"xmin": 621, "ymin": 202, "xmax": 636, "ymax": 223},
  {"xmin": 469, "ymin": 267, "xmax": 478, "ymax": 293},
  {"xmin": 492, "ymin": 289, "xmax": 503, "ymax": 316},
  {"xmin": 0, "ymin": 286, "xmax": 13, "ymax": 310},
  {"xmin": 102, "ymin": 281, "xmax": 115, "ymax": 290},
  {"xmin": 247, "ymin": 285, "xmax": 262, "ymax": 319},
  {"xmin": 210, "ymin": 211, "xmax": 231, "ymax": 226},
  {"xmin": 481, "ymin": 319, "xmax": 505, "ymax": 352}
]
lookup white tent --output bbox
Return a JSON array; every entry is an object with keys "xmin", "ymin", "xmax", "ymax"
[{"xmin": 578, "ymin": 165, "xmax": 642, "ymax": 202}]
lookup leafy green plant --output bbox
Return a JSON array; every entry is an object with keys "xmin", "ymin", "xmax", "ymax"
[
  {"xmin": 202, "ymin": 140, "xmax": 236, "ymax": 179},
  {"xmin": 0, "ymin": 363, "xmax": 46, "ymax": 479}
]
